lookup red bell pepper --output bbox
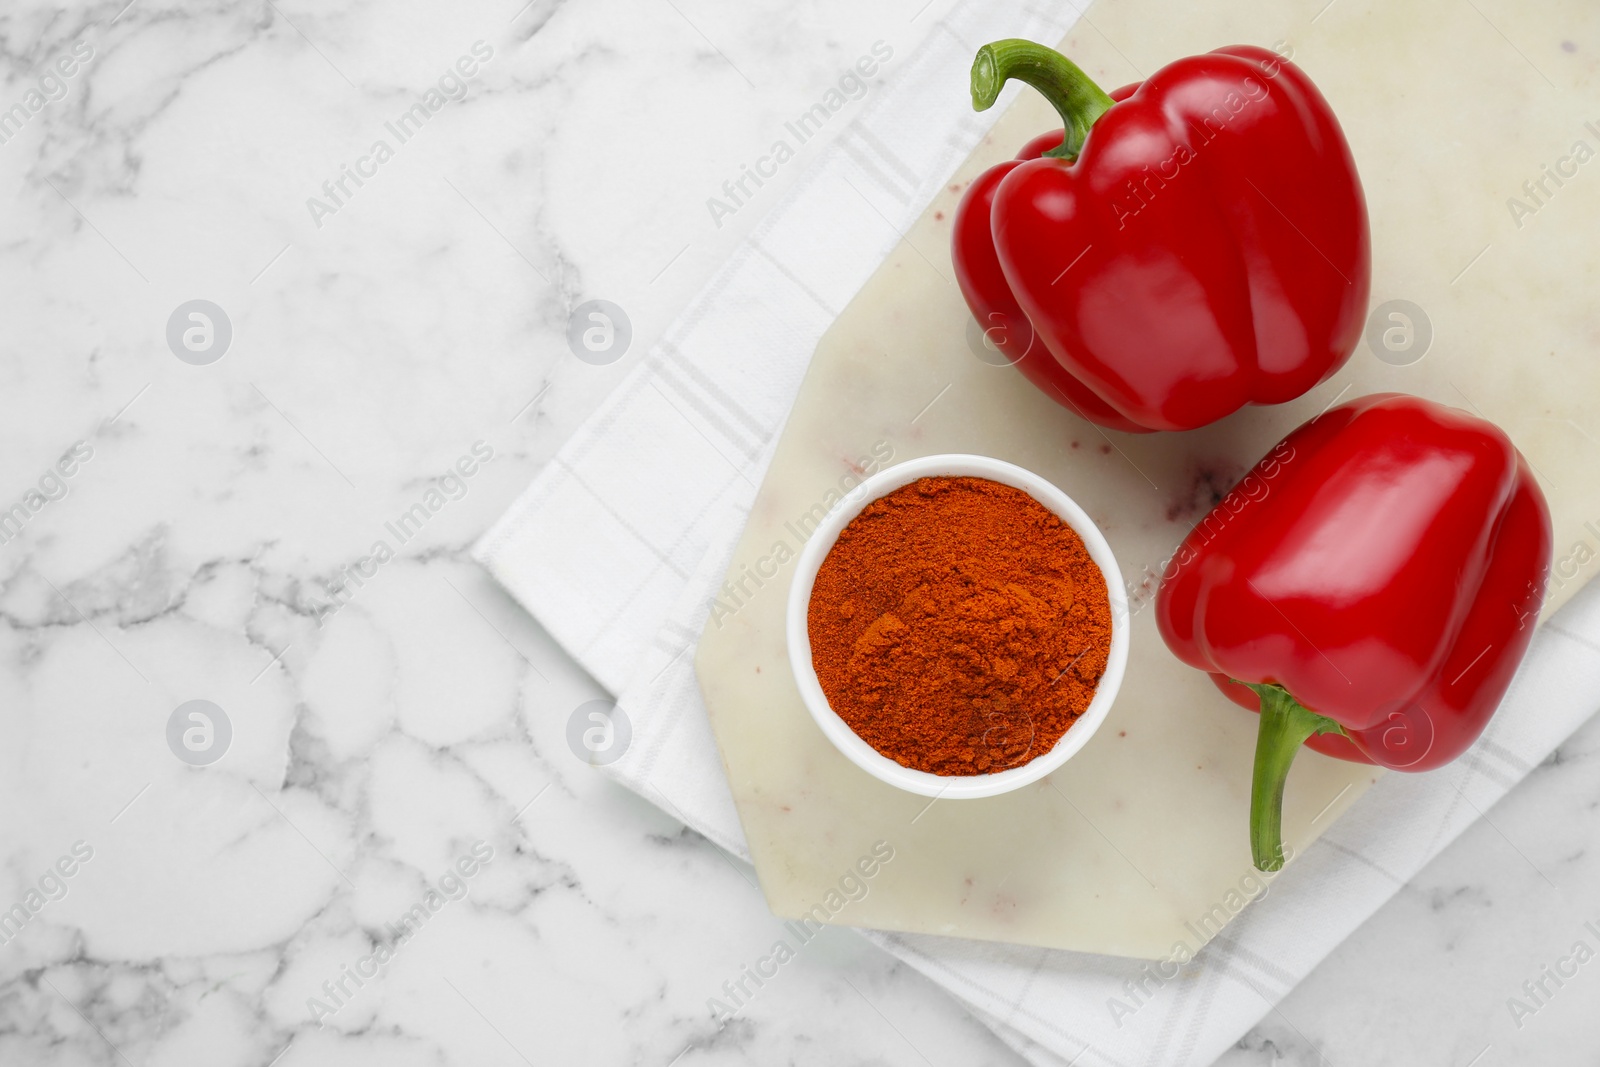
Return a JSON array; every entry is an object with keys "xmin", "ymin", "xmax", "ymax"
[
  {"xmin": 952, "ymin": 39, "xmax": 1370, "ymax": 432},
  {"xmin": 1156, "ymin": 394, "xmax": 1552, "ymax": 870},
  {"xmin": 955, "ymin": 99, "xmax": 1149, "ymax": 434}
]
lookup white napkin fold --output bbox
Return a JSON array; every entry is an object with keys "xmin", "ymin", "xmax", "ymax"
[{"xmin": 474, "ymin": 2, "xmax": 1600, "ymax": 1061}]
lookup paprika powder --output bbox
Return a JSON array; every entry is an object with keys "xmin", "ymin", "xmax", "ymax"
[{"xmin": 807, "ymin": 476, "xmax": 1112, "ymax": 775}]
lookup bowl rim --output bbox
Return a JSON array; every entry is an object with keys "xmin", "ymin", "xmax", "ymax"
[{"xmin": 785, "ymin": 452, "xmax": 1130, "ymax": 799}]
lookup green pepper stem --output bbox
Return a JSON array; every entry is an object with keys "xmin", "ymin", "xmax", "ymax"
[
  {"xmin": 1240, "ymin": 682, "xmax": 1347, "ymax": 872},
  {"xmin": 969, "ymin": 39, "xmax": 1117, "ymax": 159}
]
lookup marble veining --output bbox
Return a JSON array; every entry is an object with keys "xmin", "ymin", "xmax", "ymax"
[
  {"xmin": 0, "ymin": 0, "xmax": 1028, "ymax": 1063},
  {"xmin": 1, "ymin": 0, "xmax": 1597, "ymax": 1064}
]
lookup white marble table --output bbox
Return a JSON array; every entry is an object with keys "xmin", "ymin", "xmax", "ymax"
[{"xmin": 1, "ymin": 1, "xmax": 1595, "ymax": 1064}]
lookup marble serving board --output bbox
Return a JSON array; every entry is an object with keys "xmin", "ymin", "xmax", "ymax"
[{"xmin": 696, "ymin": 0, "xmax": 1600, "ymax": 958}]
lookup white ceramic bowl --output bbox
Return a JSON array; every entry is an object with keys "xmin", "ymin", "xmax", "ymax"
[{"xmin": 786, "ymin": 453, "xmax": 1129, "ymax": 799}]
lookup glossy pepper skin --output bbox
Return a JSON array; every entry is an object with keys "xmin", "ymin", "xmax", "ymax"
[
  {"xmin": 955, "ymin": 94, "xmax": 1149, "ymax": 434},
  {"xmin": 1156, "ymin": 394, "xmax": 1552, "ymax": 870},
  {"xmin": 953, "ymin": 40, "xmax": 1370, "ymax": 432}
]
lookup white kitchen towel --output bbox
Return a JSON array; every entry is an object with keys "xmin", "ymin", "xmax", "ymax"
[{"xmin": 473, "ymin": 1, "xmax": 1600, "ymax": 1063}]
